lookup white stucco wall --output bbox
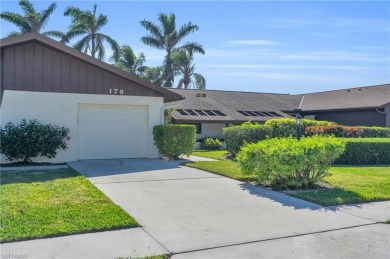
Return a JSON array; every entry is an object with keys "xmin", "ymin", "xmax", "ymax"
[
  {"xmin": 0, "ymin": 90, "xmax": 164, "ymax": 164},
  {"xmin": 197, "ymin": 123, "xmax": 226, "ymax": 139}
]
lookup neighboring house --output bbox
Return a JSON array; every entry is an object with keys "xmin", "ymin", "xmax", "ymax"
[
  {"xmin": 170, "ymin": 84, "xmax": 390, "ymax": 139},
  {"xmin": 0, "ymin": 33, "xmax": 182, "ymax": 163}
]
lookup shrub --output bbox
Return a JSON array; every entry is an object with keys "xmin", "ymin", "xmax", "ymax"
[
  {"xmin": 223, "ymin": 122, "xmax": 270, "ymax": 155},
  {"xmin": 359, "ymin": 126, "xmax": 390, "ymax": 138},
  {"xmin": 304, "ymin": 125, "xmax": 361, "ymax": 138},
  {"xmin": 265, "ymin": 118, "xmax": 335, "ymax": 138},
  {"xmin": 237, "ymin": 136, "xmax": 345, "ymax": 189},
  {"xmin": 335, "ymin": 138, "xmax": 390, "ymax": 165},
  {"xmin": 153, "ymin": 124, "xmax": 196, "ymax": 159},
  {"xmin": 200, "ymin": 138, "xmax": 222, "ymax": 150},
  {"xmin": 0, "ymin": 119, "xmax": 71, "ymax": 163}
]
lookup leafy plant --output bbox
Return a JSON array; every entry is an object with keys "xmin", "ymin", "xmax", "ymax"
[
  {"xmin": 304, "ymin": 125, "xmax": 361, "ymax": 138},
  {"xmin": 0, "ymin": 119, "xmax": 70, "ymax": 163},
  {"xmin": 335, "ymin": 138, "xmax": 390, "ymax": 165},
  {"xmin": 200, "ymin": 138, "xmax": 222, "ymax": 150},
  {"xmin": 265, "ymin": 118, "xmax": 335, "ymax": 138},
  {"xmin": 237, "ymin": 136, "xmax": 345, "ymax": 189},
  {"xmin": 153, "ymin": 124, "xmax": 196, "ymax": 159},
  {"xmin": 359, "ymin": 126, "xmax": 390, "ymax": 138},
  {"xmin": 223, "ymin": 122, "xmax": 270, "ymax": 155}
]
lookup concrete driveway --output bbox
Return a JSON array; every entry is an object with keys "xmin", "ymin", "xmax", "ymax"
[{"xmin": 67, "ymin": 158, "xmax": 389, "ymax": 258}]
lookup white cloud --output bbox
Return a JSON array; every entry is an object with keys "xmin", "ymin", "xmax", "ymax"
[
  {"xmin": 227, "ymin": 39, "xmax": 281, "ymax": 46},
  {"xmin": 280, "ymin": 51, "xmax": 388, "ymax": 62}
]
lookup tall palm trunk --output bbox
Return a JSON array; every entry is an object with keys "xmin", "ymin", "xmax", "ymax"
[{"xmin": 91, "ymin": 34, "xmax": 96, "ymax": 58}]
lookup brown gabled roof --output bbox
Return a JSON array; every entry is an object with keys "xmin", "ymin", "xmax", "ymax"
[
  {"xmin": 169, "ymin": 89, "xmax": 301, "ymax": 123},
  {"xmin": 299, "ymin": 84, "xmax": 390, "ymax": 111},
  {"xmin": 0, "ymin": 33, "xmax": 182, "ymax": 103}
]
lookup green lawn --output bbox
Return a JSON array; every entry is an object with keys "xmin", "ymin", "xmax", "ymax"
[
  {"xmin": 290, "ymin": 166, "xmax": 390, "ymax": 206},
  {"xmin": 0, "ymin": 168, "xmax": 138, "ymax": 243},
  {"xmin": 191, "ymin": 150, "xmax": 228, "ymax": 160}
]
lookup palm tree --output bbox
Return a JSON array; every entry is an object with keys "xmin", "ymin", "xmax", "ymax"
[
  {"xmin": 173, "ymin": 51, "xmax": 206, "ymax": 89},
  {"xmin": 64, "ymin": 4, "xmax": 120, "ymax": 61},
  {"xmin": 140, "ymin": 13, "xmax": 205, "ymax": 88},
  {"xmin": 0, "ymin": 0, "xmax": 65, "ymax": 39},
  {"xmin": 141, "ymin": 66, "xmax": 165, "ymax": 87},
  {"xmin": 114, "ymin": 45, "xmax": 147, "ymax": 76}
]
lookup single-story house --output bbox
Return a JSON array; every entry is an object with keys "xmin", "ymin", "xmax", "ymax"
[
  {"xmin": 0, "ymin": 33, "xmax": 182, "ymax": 164},
  {"xmin": 169, "ymin": 84, "xmax": 390, "ymax": 139}
]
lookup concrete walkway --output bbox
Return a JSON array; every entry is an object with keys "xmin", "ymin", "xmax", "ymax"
[{"xmin": 2, "ymin": 158, "xmax": 389, "ymax": 258}]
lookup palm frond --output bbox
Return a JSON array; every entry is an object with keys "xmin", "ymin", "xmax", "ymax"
[
  {"xmin": 100, "ymin": 33, "xmax": 120, "ymax": 62},
  {"xmin": 73, "ymin": 35, "xmax": 91, "ymax": 52},
  {"xmin": 43, "ymin": 30, "xmax": 67, "ymax": 42},
  {"xmin": 95, "ymin": 36, "xmax": 105, "ymax": 60},
  {"xmin": 96, "ymin": 14, "xmax": 108, "ymax": 30},
  {"xmin": 140, "ymin": 36, "xmax": 165, "ymax": 50},
  {"xmin": 194, "ymin": 73, "xmax": 206, "ymax": 89},
  {"xmin": 19, "ymin": 0, "xmax": 37, "ymax": 16},
  {"xmin": 0, "ymin": 12, "xmax": 31, "ymax": 32},
  {"xmin": 176, "ymin": 22, "xmax": 199, "ymax": 43},
  {"xmin": 39, "ymin": 2, "xmax": 56, "ymax": 27},
  {"xmin": 177, "ymin": 42, "xmax": 205, "ymax": 55},
  {"xmin": 139, "ymin": 19, "xmax": 164, "ymax": 43},
  {"xmin": 6, "ymin": 31, "xmax": 22, "ymax": 38}
]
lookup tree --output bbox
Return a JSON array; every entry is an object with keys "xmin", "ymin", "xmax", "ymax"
[
  {"xmin": 0, "ymin": 0, "xmax": 65, "ymax": 39},
  {"xmin": 114, "ymin": 45, "xmax": 147, "ymax": 76},
  {"xmin": 141, "ymin": 66, "xmax": 165, "ymax": 87},
  {"xmin": 172, "ymin": 51, "xmax": 206, "ymax": 89},
  {"xmin": 64, "ymin": 4, "xmax": 120, "ymax": 61},
  {"xmin": 140, "ymin": 12, "xmax": 205, "ymax": 88}
]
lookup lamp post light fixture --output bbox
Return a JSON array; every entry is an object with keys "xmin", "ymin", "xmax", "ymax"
[{"xmin": 295, "ymin": 113, "xmax": 302, "ymax": 141}]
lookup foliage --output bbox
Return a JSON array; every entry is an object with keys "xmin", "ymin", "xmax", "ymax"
[
  {"xmin": 0, "ymin": 119, "xmax": 71, "ymax": 163},
  {"xmin": 359, "ymin": 126, "xmax": 390, "ymax": 138},
  {"xmin": 64, "ymin": 4, "xmax": 120, "ymax": 61},
  {"xmin": 114, "ymin": 45, "xmax": 147, "ymax": 76},
  {"xmin": 153, "ymin": 124, "xmax": 196, "ymax": 159},
  {"xmin": 289, "ymin": 166, "xmax": 390, "ymax": 206},
  {"xmin": 265, "ymin": 118, "xmax": 335, "ymax": 138},
  {"xmin": 172, "ymin": 50, "xmax": 206, "ymax": 89},
  {"xmin": 200, "ymin": 138, "xmax": 222, "ymax": 150},
  {"xmin": 305, "ymin": 125, "xmax": 361, "ymax": 138},
  {"xmin": 186, "ymin": 160, "xmax": 258, "ymax": 182},
  {"xmin": 0, "ymin": 168, "xmax": 138, "ymax": 243},
  {"xmin": 223, "ymin": 122, "xmax": 270, "ymax": 155},
  {"xmin": 140, "ymin": 12, "xmax": 205, "ymax": 87},
  {"xmin": 141, "ymin": 66, "xmax": 165, "ymax": 86},
  {"xmin": 0, "ymin": 0, "xmax": 64, "ymax": 39},
  {"xmin": 237, "ymin": 136, "xmax": 345, "ymax": 189},
  {"xmin": 335, "ymin": 138, "xmax": 390, "ymax": 165}
]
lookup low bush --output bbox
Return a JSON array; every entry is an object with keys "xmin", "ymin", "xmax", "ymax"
[
  {"xmin": 223, "ymin": 122, "xmax": 270, "ymax": 155},
  {"xmin": 265, "ymin": 118, "xmax": 335, "ymax": 138},
  {"xmin": 335, "ymin": 138, "xmax": 390, "ymax": 165},
  {"xmin": 200, "ymin": 138, "xmax": 222, "ymax": 150},
  {"xmin": 237, "ymin": 136, "xmax": 345, "ymax": 189},
  {"xmin": 359, "ymin": 126, "xmax": 390, "ymax": 138},
  {"xmin": 153, "ymin": 124, "xmax": 196, "ymax": 159},
  {"xmin": 0, "ymin": 119, "xmax": 70, "ymax": 163},
  {"xmin": 304, "ymin": 125, "xmax": 361, "ymax": 138}
]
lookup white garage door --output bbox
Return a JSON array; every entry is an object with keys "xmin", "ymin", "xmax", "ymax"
[{"xmin": 78, "ymin": 104, "xmax": 148, "ymax": 159}]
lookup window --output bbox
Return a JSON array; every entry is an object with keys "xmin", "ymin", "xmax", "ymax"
[
  {"xmin": 176, "ymin": 109, "xmax": 227, "ymax": 116},
  {"xmin": 237, "ymin": 110, "xmax": 283, "ymax": 117}
]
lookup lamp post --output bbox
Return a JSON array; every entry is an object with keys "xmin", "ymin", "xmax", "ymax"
[{"xmin": 296, "ymin": 113, "xmax": 302, "ymax": 140}]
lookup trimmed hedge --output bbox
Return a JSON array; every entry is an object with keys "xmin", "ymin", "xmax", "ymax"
[
  {"xmin": 265, "ymin": 118, "xmax": 335, "ymax": 138},
  {"xmin": 223, "ymin": 122, "xmax": 270, "ymax": 154},
  {"xmin": 237, "ymin": 136, "xmax": 345, "ymax": 189},
  {"xmin": 359, "ymin": 126, "xmax": 390, "ymax": 138},
  {"xmin": 335, "ymin": 138, "xmax": 390, "ymax": 165},
  {"xmin": 305, "ymin": 125, "xmax": 361, "ymax": 138},
  {"xmin": 0, "ymin": 119, "xmax": 70, "ymax": 163},
  {"xmin": 153, "ymin": 124, "xmax": 196, "ymax": 159}
]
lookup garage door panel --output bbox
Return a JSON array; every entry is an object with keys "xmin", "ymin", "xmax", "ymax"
[{"xmin": 78, "ymin": 104, "xmax": 148, "ymax": 159}]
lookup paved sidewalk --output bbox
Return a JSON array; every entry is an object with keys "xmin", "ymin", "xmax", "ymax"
[{"xmin": 328, "ymin": 201, "xmax": 390, "ymax": 223}]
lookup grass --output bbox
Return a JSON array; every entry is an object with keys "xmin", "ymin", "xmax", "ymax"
[
  {"xmin": 290, "ymin": 166, "xmax": 390, "ymax": 206},
  {"xmin": 0, "ymin": 168, "xmax": 138, "ymax": 243},
  {"xmin": 191, "ymin": 150, "xmax": 228, "ymax": 160}
]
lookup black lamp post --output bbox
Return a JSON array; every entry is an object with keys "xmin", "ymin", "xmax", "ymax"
[{"xmin": 296, "ymin": 113, "xmax": 302, "ymax": 140}]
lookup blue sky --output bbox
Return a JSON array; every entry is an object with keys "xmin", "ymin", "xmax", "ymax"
[{"xmin": 1, "ymin": 1, "xmax": 389, "ymax": 93}]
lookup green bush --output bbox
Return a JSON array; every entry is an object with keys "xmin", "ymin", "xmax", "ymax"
[
  {"xmin": 223, "ymin": 122, "xmax": 270, "ymax": 155},
  {"xmin": 153, "ymin": 124, "xmax": 196, "ymax": 159},
  {"xmin": 237, "ymin": 136, "xmax": 345, "ymax": 189},
  {"xmin": 335, "ymin": 138, "xmax": 390, "ymax": 165},
  {"xmin": 265, "ymin": 118, "xmax": 335, "ymax": 138},
  {"xmin": 0, "ymin": 119, "xmax": 71, "ymax": 163},
  {"xmin": 200, "ymin": 138, "xmax": 222, "ymax": 150},
  {"xmin": 359, "ymin": 127, "xmax": 390, "ymax": 138}
]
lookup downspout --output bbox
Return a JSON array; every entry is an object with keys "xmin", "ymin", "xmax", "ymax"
[{"xmin": 160, "ymin": 100, "xmax": 183, "ymax": 124}]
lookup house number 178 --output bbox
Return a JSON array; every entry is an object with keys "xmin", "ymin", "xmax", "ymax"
[{"xmin": 109, "ymin": 89, "xmax": 124, "ymax": 95}]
